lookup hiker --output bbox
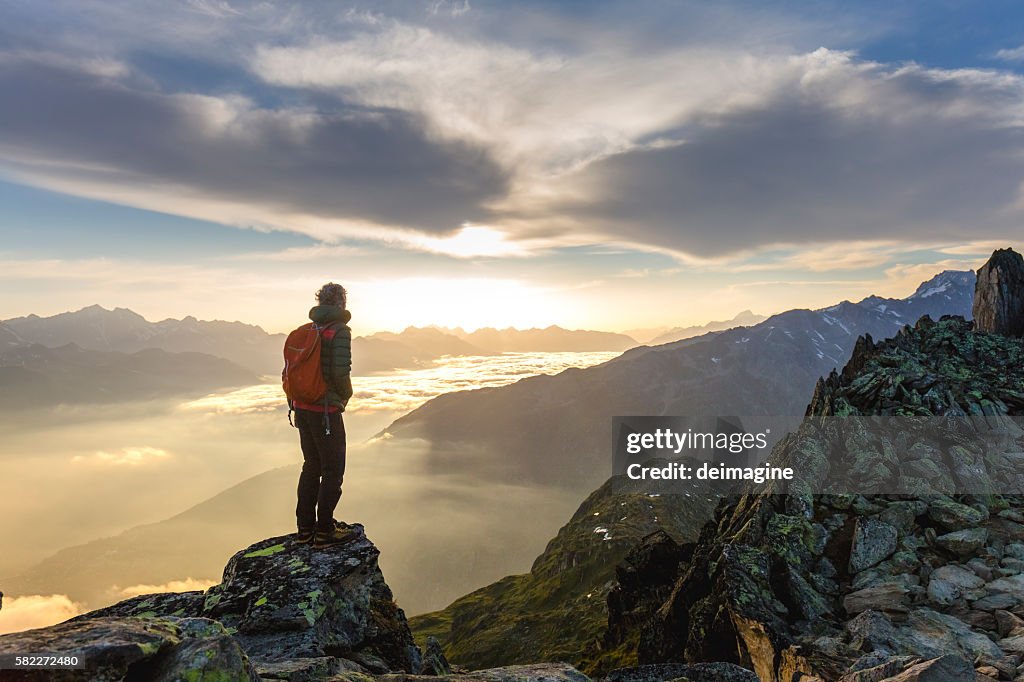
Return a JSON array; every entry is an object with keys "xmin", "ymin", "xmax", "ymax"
[{"xmin": 282, "ymin": 282, "xmax": 356, "ymax": 547}]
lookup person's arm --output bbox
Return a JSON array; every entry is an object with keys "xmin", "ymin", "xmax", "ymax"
[{"xmin": 331, "ymin": 325, "xmax": 354, "ymax": 406}]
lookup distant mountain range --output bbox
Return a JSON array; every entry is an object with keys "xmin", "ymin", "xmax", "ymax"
[
  {"xmin": 2, "ymin": 270, "xmax": 976, "ymax": 618},
  {"xmin": 1, "ymin": 307, "xmax": 641, "ymax": 378},
  {"xmin": 647, "ymin": 310, "xmax": 765, "ymax": 345},
  {"xmin": 381, "ymin": 270, "xmax": 975, "ymax": 491},
  {"xmin": 4, "ymin": 305, "xmax": 282, "ymax": 376}
]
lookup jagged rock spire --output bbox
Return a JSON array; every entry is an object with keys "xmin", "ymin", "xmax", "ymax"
[{"xmin": 973, "ymin": 247, "xmax": 1024, "ymax": 336}]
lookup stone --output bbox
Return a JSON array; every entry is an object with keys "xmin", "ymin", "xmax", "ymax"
[
  {"xmin": 844, "ymin": 582, "xmax": 909, "ymax": 615},
  {"xmin": 973, "ymin": 248, "xmax": 1024, "ymax": 337},
  {"xmin": 76, "ymin": 527, "xmax": 422, "ymax": 674},
  {"xmin": 876, "ymin": 654, "xmax": 973, "ymax": 681},
  {"xmin": 927, "ymin": 565, "xmax": 985, "ymax": 606},
  {"xmin": 933, "ymin": 528, "xmax": 989, "ymax": 557},
  {"xmin": 987, "ymin": 575, "xmax": 1024, "ymax": 604},
  {"xmin": 607, "ymin": 663, "xmax": 760, "ymax": 682},
  {"xmin": 0, "ymin": 616, "xmax": 259, "ymax": 681},
  {"xmin": 850, "ymin": 518, "xmax": 899, "ymax": 573},
  {"xmin": 996, "ymin": 610, "xmax": 1024, "ymax": 637},
  {"xmin": 967, "ymin": 558, "xmax": 995, "ymax": 582},
  {"xmin": 972, "ymin": 592, "xmax": 1020, "ymax": 611},
  {"xmin": 1000, "ymin": 634, "xmax": 1024, "ymax": 653},
  {"xmin": 961, "ymin": 609, "xmax": 996, "ymax": 631},
  {"xmin": 879, "ymin": 502, "xmax": 927, "ymax": 531},
  {"xmin": 898, "ymin": 609, "xmax": 1004, "ymax": 662},
  {"xmin": 256, "ymin": 656, "xmax": 364, "ymax": 680},
  {"xmin": 423, "ymin": 636, "xmax": 452, "ymax": 676},
  {"xmin": 928, "ymin": 499, "xmax": 987, "ymax": 532},
  {"xmin": 77, "ymin": 590, "xmax": 207, "ymax": 621},
  {"xmin": 838, "ymin": 655, "xmax": 917, "ymax": 682},
  {"xmin": 999, "ymin": 509, "xmax": 1024, "ymax": 524}
]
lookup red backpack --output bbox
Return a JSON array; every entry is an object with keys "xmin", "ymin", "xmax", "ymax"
[{"xmin": 282, "ymin": 323, "xmax": 332, "ymax": 405}]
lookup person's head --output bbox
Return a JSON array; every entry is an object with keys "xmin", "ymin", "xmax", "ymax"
[{"xmin": 316, "ymin": 282, "xmax": 347, "ymax": 309}]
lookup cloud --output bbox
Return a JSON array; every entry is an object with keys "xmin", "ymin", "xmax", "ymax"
[
  {"xmin": 116, "ymin": 578, "xmax": 217, "ymax": 598},
  {"xmin": 0, "ymin": 594, "xmax": 83, "ymax": 635},
  {"xmin": 531, "ymin": 51, "xmax": 1024, "ymax": 257},
  {"xmin": 0, "ymin": 52, "xmax": 508, "ymax": 243},
  {"xmin": 3, "ymin": 7, "xmax": 1024, "ymax": 261},
  {"xmin": 995, "ymin": 45, "xmax": 1024, "ymax": 62},
  {"xmin": 73, "ymin": 446, "xmax": 171, "ymax": 465}
]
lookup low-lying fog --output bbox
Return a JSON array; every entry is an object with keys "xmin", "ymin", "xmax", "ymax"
[{"xmin": 0, "ymin": 351, "xmax": 617, "ymax": 633}]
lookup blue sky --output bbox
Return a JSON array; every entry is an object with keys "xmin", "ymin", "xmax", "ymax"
[{"xmin": 0, "ymin": 0, "xmax": 1021, "ymax": 333}]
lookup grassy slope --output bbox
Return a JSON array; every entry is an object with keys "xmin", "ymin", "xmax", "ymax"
[{"xmin": 410, "ymin": 477, "xmax": 716, "ymax": 675}]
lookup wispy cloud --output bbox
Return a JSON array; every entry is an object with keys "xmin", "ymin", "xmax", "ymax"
[
  {"xmin": 73, "ymin": 446, "xmax": 171, "ymax": 466},
  {"xmin": 994, "ymin": 45, "xmax": 1024, "ymax": 62}
]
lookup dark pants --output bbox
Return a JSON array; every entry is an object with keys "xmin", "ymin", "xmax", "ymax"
[{"xmin": 295, "ymin": 408, "xmax": 346, "ymax": 532}]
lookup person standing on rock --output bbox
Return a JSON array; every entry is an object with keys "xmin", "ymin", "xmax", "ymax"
[{"xmin": 282, "ymin": 282, "xmax": 357, "ymax": 547}]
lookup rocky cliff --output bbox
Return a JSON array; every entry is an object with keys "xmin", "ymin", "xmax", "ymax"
[{"xmin": 600, "ymin": 250, "xmax": 1024, "ymax": 682}]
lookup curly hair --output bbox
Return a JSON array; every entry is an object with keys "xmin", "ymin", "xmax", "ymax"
[{"xmin": 316, "ymin": 282, "xmax": 347, "ymax": 308}]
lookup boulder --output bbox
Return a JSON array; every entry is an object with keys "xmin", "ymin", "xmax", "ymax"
[
  {"xmin": 995, "ymin": 609, "xmax": 1024, "ymax": 637},
  {"xmin": 843, "ymin": 582, "xmax": 909, "ymax": 615},
  {"xmin": 927, "ymin": 499, "xmax": 986, "ymax": 532},
  {"xmin": 202, "ymin": 530, "xmax": 419, "ymax": 671},
  {"xmin": 0, "ymin": 616, "xmax": 259, "ymax": 681},
  {"xmin": 933, "ymin": 528, "xmax": 988, "ymax": 557},
  {"xmin": 849, "ymin": 519, "xmax": 898, "ymax": 573},
  {"xmin": 76, "ymin": 526, "xmax": 422, "ymax": 674},
  {"xmin": 973, "ymin": 248, "xmax": 1024, "ymax": 337},
  {"xmin": 875, "ymin": 654, "xmax": 973, "ymax": 681},
  {"xmin": 897, "ymin": 609, "xmax": 1004, "ymax": 662},
  {"xmin": 838, "ymin": 655, "xmax": 919, "ymax": 682},
  {"xmin": 926, "ymin": 565, "xmax": 985, "ymax": 606},
  {"xmin": 985, "ymin": 574, "xmax": 1024, "ymax": 605}
]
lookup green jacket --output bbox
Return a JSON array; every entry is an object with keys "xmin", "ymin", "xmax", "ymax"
[{"xmin": 309, "ymin": 305, "xmax": 353, "ymax": 409}]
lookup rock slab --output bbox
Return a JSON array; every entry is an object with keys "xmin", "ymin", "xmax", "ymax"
[
  {"xmin": 0, "ymin": 616, "xmax": 259, "ymax": 681},
  {"xmin": 973, "ymin": 247, "xmax": 1024, "ymax": 336}
]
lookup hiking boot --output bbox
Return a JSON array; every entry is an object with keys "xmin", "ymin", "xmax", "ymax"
[
  {"xmin": 314, "ymin": 526, "xmax": 359, "ymax": 548},
  {"xmin": 296, "ymin": 528, "xmax": 315, "ymax": 544}
]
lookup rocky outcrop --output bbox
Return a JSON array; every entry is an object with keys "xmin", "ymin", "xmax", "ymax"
[
  {"xmin": 0, "ymin": 616, "xmax": 259, "ymax": 681},
  {"xmin": 0, "ymin": 527, "xmax": 608, "ymax": 682},
  {"xmin": 974, "ymin": 248, "xmax": 1024, "ymax": 337},
  {"xmin": 603, "ymin": 312, "xmax": 1024, "ymax": 682},
  {"xmin": 0, "ymin": 526, "xmax": 422, "ymax": 680}
]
